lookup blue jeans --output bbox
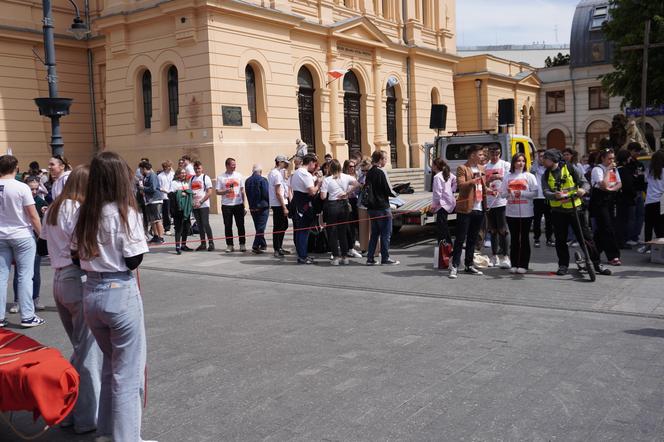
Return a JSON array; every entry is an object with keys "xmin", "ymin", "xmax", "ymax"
[
  {"xmin": 367, "ymin": 209, "xmax": 392, "ymax": 263},
  {"xmin": 0, "ymin": 237, "xmax": 36, "ymax": 321},
  {"xmin": 84, "ymin": 271, "xmax": 146, "ymax": 442},
  {"xmin": 55, "ymin": 265, "xmax": 102, "ymax": 433},
  {"xmin": 629, "ymin": 193, "xmax": 645, "ymax": 242},
  {"xmin": 293, "ymin": 210, "xmax": 314, "ymax": 260},
  {"xmin": 251, "ymin": 207, "xmax": 269, "ymax": 250},
  {"xmin": 13, "ymin": 253, "xmax": 40, "ymax": 302}
]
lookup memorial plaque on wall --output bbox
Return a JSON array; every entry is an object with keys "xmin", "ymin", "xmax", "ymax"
[{"xmin": 222, "ymin": 106, "xmax": 243, "ymax": 126}]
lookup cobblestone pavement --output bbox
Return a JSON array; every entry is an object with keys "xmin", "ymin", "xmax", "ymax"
[{"xmin": 3, "ymin": 220, "xmax": 663, "ymax": 441}]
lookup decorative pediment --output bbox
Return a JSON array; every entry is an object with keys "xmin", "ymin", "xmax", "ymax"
[
  {"xmin": 330, "ymin": 17, "xmax": 392, "ymax": 48},
  {"xmin": 517, "ymin": 74, "xmax": 541, "ymax": 88}
]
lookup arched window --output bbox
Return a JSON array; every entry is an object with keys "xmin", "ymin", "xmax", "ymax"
[
  {"xmin": 343, "ymin": 70, "xmax": 362, "ymax": 157},
  {"xmin": 141, "ymin": 70, "xmax": 152, "ymax": 129},
  {"xmin": 297, "ymin": 66, "xmax": 316, "ymax": 154},
  {"xmin": 546, "ymin": 129, "xmax": 566, "ymax": 150},
  {"xmin": 431, "ymin": 88, "xmax": 440, "ymax": 105},
  {"xmin": 245, "ymin": 65, "xmax": 257, "ymax": 124},
  {"xmin": 167, "ymin": 66, "xmax": 179, "ymax": 127},
  {"xmin": 586, "ymin": 120, "xmax": 610, "ymax": 151},
  {"xmin": 522, "ymin": 105, "xmax": 528, "ymax": 136}
]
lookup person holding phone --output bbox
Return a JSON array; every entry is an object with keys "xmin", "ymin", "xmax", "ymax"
[{"xmin": 590, "ymin": 148, "xmax": 622, "ymax": 266}]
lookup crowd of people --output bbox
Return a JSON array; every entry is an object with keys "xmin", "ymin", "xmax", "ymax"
[{"xmin": 0, "ymin": 137, "xmax": 662, "ymax": 440}]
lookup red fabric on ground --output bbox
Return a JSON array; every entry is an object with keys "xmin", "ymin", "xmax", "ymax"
[{"xmin": 0, "ymin": 329, "xmax": 79, "ymax": 425}]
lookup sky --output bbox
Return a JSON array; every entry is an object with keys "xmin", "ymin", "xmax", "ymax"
[{"xmin": 456, "ymin": 0, "xmax": 579, "ymax": 47}]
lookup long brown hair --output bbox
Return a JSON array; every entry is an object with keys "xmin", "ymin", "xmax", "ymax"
[
  {"xmin": 75, "ymin": 152, "xmax": 138, "ymax": 260},
  {"xmin": 650, "ymin": 150, "xmax": 664, "ymax": 181},
  {"xmin": 46, "ymin": 164, "xmax": 89, "ymax": 226},
  {"xmin": 432, "ymin": 158, "xmax": 451, "ymax": 181}
]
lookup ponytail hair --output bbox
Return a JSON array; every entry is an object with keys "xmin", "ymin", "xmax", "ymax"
[{"xmin": 432, "ymin": 158, "xmax": 451, "ymax": 182}]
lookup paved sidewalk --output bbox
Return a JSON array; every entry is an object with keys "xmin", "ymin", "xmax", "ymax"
[{"xmin": 2, "ymin": 214, "xmax": 663, "ymax": 441}]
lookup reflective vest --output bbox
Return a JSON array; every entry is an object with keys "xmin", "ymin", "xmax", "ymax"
[{"xmin": 547, "ymin": 165, "xmax": 582, "ymax": 209}]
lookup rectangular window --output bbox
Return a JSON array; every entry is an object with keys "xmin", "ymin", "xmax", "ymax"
[
  {"xmin": 546, "ymin": 90, "xmax": 565, "ymax": 114},
  {"xmin": 589, "ymin": 86, "xmax": 609, "ymax": 110},
  {"xmin": 590, "ymin": 6, "xmax": 608, "ymax": 30}
]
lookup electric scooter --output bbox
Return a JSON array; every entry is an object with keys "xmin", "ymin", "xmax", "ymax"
[{"xmin": 564, "ymin": 187, "xmax": 596, "ymax": 282}]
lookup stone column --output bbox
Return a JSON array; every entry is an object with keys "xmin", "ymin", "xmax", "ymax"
[{"xmin": 373, "ymin": 50, "xmax": 389, "ymax": 155}]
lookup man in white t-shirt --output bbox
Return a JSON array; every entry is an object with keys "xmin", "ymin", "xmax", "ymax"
[
  {"xmin": 485, "ymin": 145, "xmax": 511, "ymax": 268},
  {"xmin": 268, "ymin": 155, "xmax": 291, "ymax": 257},
  {"xmin": 157, "ymin": 160, "xmax": 174, "ymax": 233},
  {"xmin": 181, "ymin": 154, "xmax": 195, "ymax": 179},
  {"xmin": 291, "ymin": 154, "xmax": 323, "ymax": 264},
  {"xmin": 216, "ymin": 158, "xmax": 247, "ymax": 253},
  {"xmin": 0, "ymin": 155, "xmax": 44, "ymax": 328},
  {"xmin": 191, "ymin": 161, "xmax": 215, "ymax": 251}
]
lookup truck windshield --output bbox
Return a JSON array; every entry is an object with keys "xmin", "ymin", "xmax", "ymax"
[{"xmin": 444, "ymin": 142, "xmax": 501, "ymax": 161}]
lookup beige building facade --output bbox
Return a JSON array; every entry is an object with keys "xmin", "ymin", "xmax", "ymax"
[{"xmin": 1, "ymin": 0, "xmax": 540, "ymax": 188}]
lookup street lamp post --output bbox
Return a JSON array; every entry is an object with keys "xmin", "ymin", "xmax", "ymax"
[{"xmin": 34, "ymin": 0, "xmax": 88, "ymax": 157}]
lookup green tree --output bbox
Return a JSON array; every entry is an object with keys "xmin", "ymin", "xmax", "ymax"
[
  {"xmin": 544, "ymin": 52, "xmax": 570, "ymax": 67},
  {"xmin": 601, "ymin": 0, "xmax": 664, "ymax": 107}
]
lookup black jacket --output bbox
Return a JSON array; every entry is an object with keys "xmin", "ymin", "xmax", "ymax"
[{"xmin": 365, "ymin": 166, "xmax": 395, "ymax": 210}]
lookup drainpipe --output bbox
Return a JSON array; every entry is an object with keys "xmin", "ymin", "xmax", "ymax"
[
  {"xmin": 84, "ymin": 0, "xmax": 99, "ymax": 153},
  {"xmin": 570, "ymin": 65, "xmax": 577, "ymax": 149},
  {"xmin": 403, "ymin": 0, "xmax": 413, "ymax": 168},
  {"xmin": 475, "ymin": 79, "xmax": 482, "ymax": 131}
]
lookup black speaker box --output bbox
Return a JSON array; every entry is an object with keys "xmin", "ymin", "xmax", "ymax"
[
  {"xmin": 429, "ymin": 104, "xmax": 447, "ymax": 130},
  {"xmin": 498, "ymin": 99, "xmax": 515, "ymax": 125}
]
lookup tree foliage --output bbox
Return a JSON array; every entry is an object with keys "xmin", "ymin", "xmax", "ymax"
[
  {"xmin": 544, "ymin": 52, "xmax": 571, "ymax": 67},
  {"xmin": 601, "ymin": 0, "xmax": 664, "ymax": 107}
]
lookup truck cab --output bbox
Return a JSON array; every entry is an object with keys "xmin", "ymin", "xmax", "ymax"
[{"xmin": 425, "ymin": 132, "xmax": 538, "ymax": 192}]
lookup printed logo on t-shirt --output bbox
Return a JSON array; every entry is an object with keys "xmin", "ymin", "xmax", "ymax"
[
  {"xmin": 607, "ymin": 170, "xmax": 618, "ymax": 189},
  {"xmin": 224, "ymin": 179, "xmax": 240, "ymax": 200},
  {"xmin": 508, "ymin": 179, "xmax": 528, "ymax": 205},
  {"xmin": 475, "ymin": 183, "xmax": 483, "ymax": 203}
]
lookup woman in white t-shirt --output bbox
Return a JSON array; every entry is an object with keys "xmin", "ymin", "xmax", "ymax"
[
  {"xmin": 320, "ymin": 159, "xmax": 359, "ymax": 265},
  {"xmin": 500, "ymin": 153, "xmax": 539, "ymax": 274},
  {"xmin": 73, "ymin": 152, "xmax": 150, "ymax": 442},
  {"xmin": 590, "ymin": 148, "xmax": 622, "ymax": 266},
  {"xmin": 0, "ymin": 155, "xmax": 44, "ymax": 328},
  {"xmin": 41, "ymin": 165, "xmax": 102, "ymax": 433},
  {"xmin": 645, "ymin": 150, "xmax": 664, "ymax": 244}
]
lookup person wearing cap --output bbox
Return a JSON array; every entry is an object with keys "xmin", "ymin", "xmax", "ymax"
[
  {"xmin": 541, "ymin": 148, "xmax": 612, "ymax": 276},
  {"xmin": 269, "ymin": 155, "xmax": 291, "ymax": 257},
  {"xmin": 244, "ymin": 164, "xmax": 270, "ymax": 254}
]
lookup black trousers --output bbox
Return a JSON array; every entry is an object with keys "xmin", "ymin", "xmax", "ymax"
[
  {"xmin": 486, "ymin": 205, "xmax": 509, "ymax": 256},
  {"xmin": 507, "ymin": 217, "xmax": 533, "ymax": 269},
  {"xmin": 452, "ymin": 210, "xmax": 484, "ymax": 268},
  {"xmin": 551, "ymin": 209, "xmax": 601, "ymax": 268},
  {"xmin": 271, "ymin": 206, "xmax": 288, "ymax": 251},
  {"xmin": 221, "ymin": 204, "xmax": 246, "ymax": 246},
  {"xmin": 324, "ymin": 200, "xmax": 350, "ymax": 258},
  {"xmin": 193, "ymin": 207, "xmax": 213, "ymax": 244},
  {"xmin": 161, "ymin": 198, "xmax": 171, "ymax": 231},
  {"xmin": 435, "ymin": 208, "xmax": 452, "ymax": 244},
  {"xmin": 645, "ymin": 202, "xmax": 664, "ymax": 242},
  {"xmin": 592, "ymin": 204, "xmax": 620, "ymax": 261},
  {"xmin": 533, "ymin": 199, "xmax": 552, "ymax": 241},
  {"xmin": 173, "ymin": 212, "xmax": 190, "ymax": 249},
  {"xmin": 346, "ymin": 197, "xmax": 358, "ymax": 248}
]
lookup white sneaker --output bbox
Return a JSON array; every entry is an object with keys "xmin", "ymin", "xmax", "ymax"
[
  {"xmin": 637, "ymin": 245, "xmax": 650, "ymax": 254},
  {"xmin": 340, "ymin": 257, "xmax": 350, "ymax": 265},
  {"xmin": 488, "ymin": 256, "xmax": 499, "ymax": 267},
  {"xmin": 8, "ymin": 303, "xmax": 19, "ymax": 314},
  {"xmin": 239, "ymin": 245, "xmax": 247, "ymax": 252},
  {"xmin": 225, "ymin": 246, "xmax": 234, "ymax": 253},
  {"xmin": 570, "ymin": 241, "xmax": 579, "ymax": 248},
  {"xmin": 500, "ymin": 256, "xmax": 511, "ymax": 269},
  {"xmin": 509, "ymin": 267, "xmax": 518, "ymax": 274},
  {"xmin": 484, "ymin": 240, "xmax": 491, "ymax": 248},
  {"xmin": 625, "ymin": 240, "xmax": 638, "ymax": 246},
  {"xmin": 517, "ymin": 268, "xmax": 527, "ymax": 274},
  {"xmin": 347, "ymin": 249, "xmax": 362, "ymax": 258},
  {"xmin": 448, "ymin": 266, "xmax": 458, "ymax": 279},
  {"xmin": 330, "ymin": 258, "xmax": 340, "ymax": 266}
]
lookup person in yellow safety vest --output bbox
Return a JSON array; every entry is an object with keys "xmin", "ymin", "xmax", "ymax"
[{"xmin": 541, "ymin": 149, "xmax": 612, "ymax": 277}]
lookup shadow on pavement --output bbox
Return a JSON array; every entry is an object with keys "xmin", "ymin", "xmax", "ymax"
[{"xmin": 624, "ymin": 328, "xmax": 664, "ymax": 338}]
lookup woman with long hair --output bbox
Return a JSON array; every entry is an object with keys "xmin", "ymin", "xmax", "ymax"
[
  {"xmin": 590, "ymin": 148, "xmax": 622, "ymax": 265},
  {"xmin": 500, "ymin": 153, "xmax": 539, "ymax": 273},
  {"xmin": 644, "ymin": 150, "xmax": 664, "ymax": 248},
  {"xmin": 74, "ymin": 151, "xmax": 150, "ymax": 442},
  {"xmin": 41, "ymin": 165, "xmax": 102, "ymax": 434},
  {"xmin": 170, "ymin": 167, "xmax": 194, "ymax": 254},
  {"xmin": 431, "ymin": 158, "xmax": 456, "ymax": 244},
  {"xmin": 342, "ymin": 159, "xmax": 362, "ymax": 258},
  {"xmin": 321, "ymin": 159, "xmax": 360, "ymax": 265}
]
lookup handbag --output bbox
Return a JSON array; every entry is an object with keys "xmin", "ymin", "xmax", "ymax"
[{"xmin": 433, "ymin": 240, "xmax": 452, "ymax": 269}]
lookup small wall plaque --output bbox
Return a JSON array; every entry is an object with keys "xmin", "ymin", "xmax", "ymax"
[{"xmin": 222, "ymin": 106, "xmax": 243, "ymax": 126}]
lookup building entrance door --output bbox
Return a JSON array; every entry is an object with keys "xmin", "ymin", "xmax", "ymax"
[
  {"xmin": 386, "ymin": 84, "xmax": 397, "ymax": 165},
  {"xmin": 343, "ymin": 71, "xmax": 362, "ymax": 158},
  {"xmin": 297, "ymin": 67, "xmax": 316, "ymax": 153}
]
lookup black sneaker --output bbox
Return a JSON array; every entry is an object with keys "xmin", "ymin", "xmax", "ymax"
[
  {"xmin": 176, "ymin": 248, "xmax": 182, "ymax": 255},
  {"xmin": 381, "ymin": 259, "xmax": 400, "ymax": 266},
  {"xmin": 546, "ymin": 240, "xmax": 555, "ymax": 247},
  {"xmin": 297, "ymin": 257, "xmax": 315, "ymax": 265},
  {"xmin": 595, "ymin": 265, "xmax": 612, "ymax": 276},
  {"xmin": 148, "ymin": 236, "xmax": 161, "ymax": 244},
  {"xmin": 464, "ymin": 266, "xmax": 483, "ymax": 275},
  {"xmin": 207, "ymin": 243, "xmax": 215, "ymax": 252},
  {"xmin": 181, "ymin": 245, "xmax": 193, "ymax": 252},
  {"xmin": 274, "ymin": 250, "xmax": 285, "ymax": 258},
  {"xmin": 195, "ymin": 244, "xmax": 207, "ymax": 251},
  {"xmin": 534, "ymin": 240, "xmax": 541, "ymax": 248},
  {"xmin": 556, "ymin": 266, "xmax": 568, "ymax": 275},
  {"xmin": 366, "ymin": 260, "xmax": 377, "ymax": 266}
]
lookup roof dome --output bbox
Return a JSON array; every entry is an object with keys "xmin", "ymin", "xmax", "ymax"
[{"xmin": 570, "ymin": 0, "xmax": 613, "ymax": 68}]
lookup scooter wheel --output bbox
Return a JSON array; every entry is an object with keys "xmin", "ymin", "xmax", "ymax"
[{"xmin": 587, "ymin": 261, "xmax": 596, "ymax": 282}]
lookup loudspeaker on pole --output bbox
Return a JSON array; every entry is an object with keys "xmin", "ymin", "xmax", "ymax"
[
  {"xmin": 498, "ymin": 99, "xmax": 515, "ymax": 126},
  {"xmin": 429, "ymin": 104, "xmax": 447, "ymax": 130}
]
